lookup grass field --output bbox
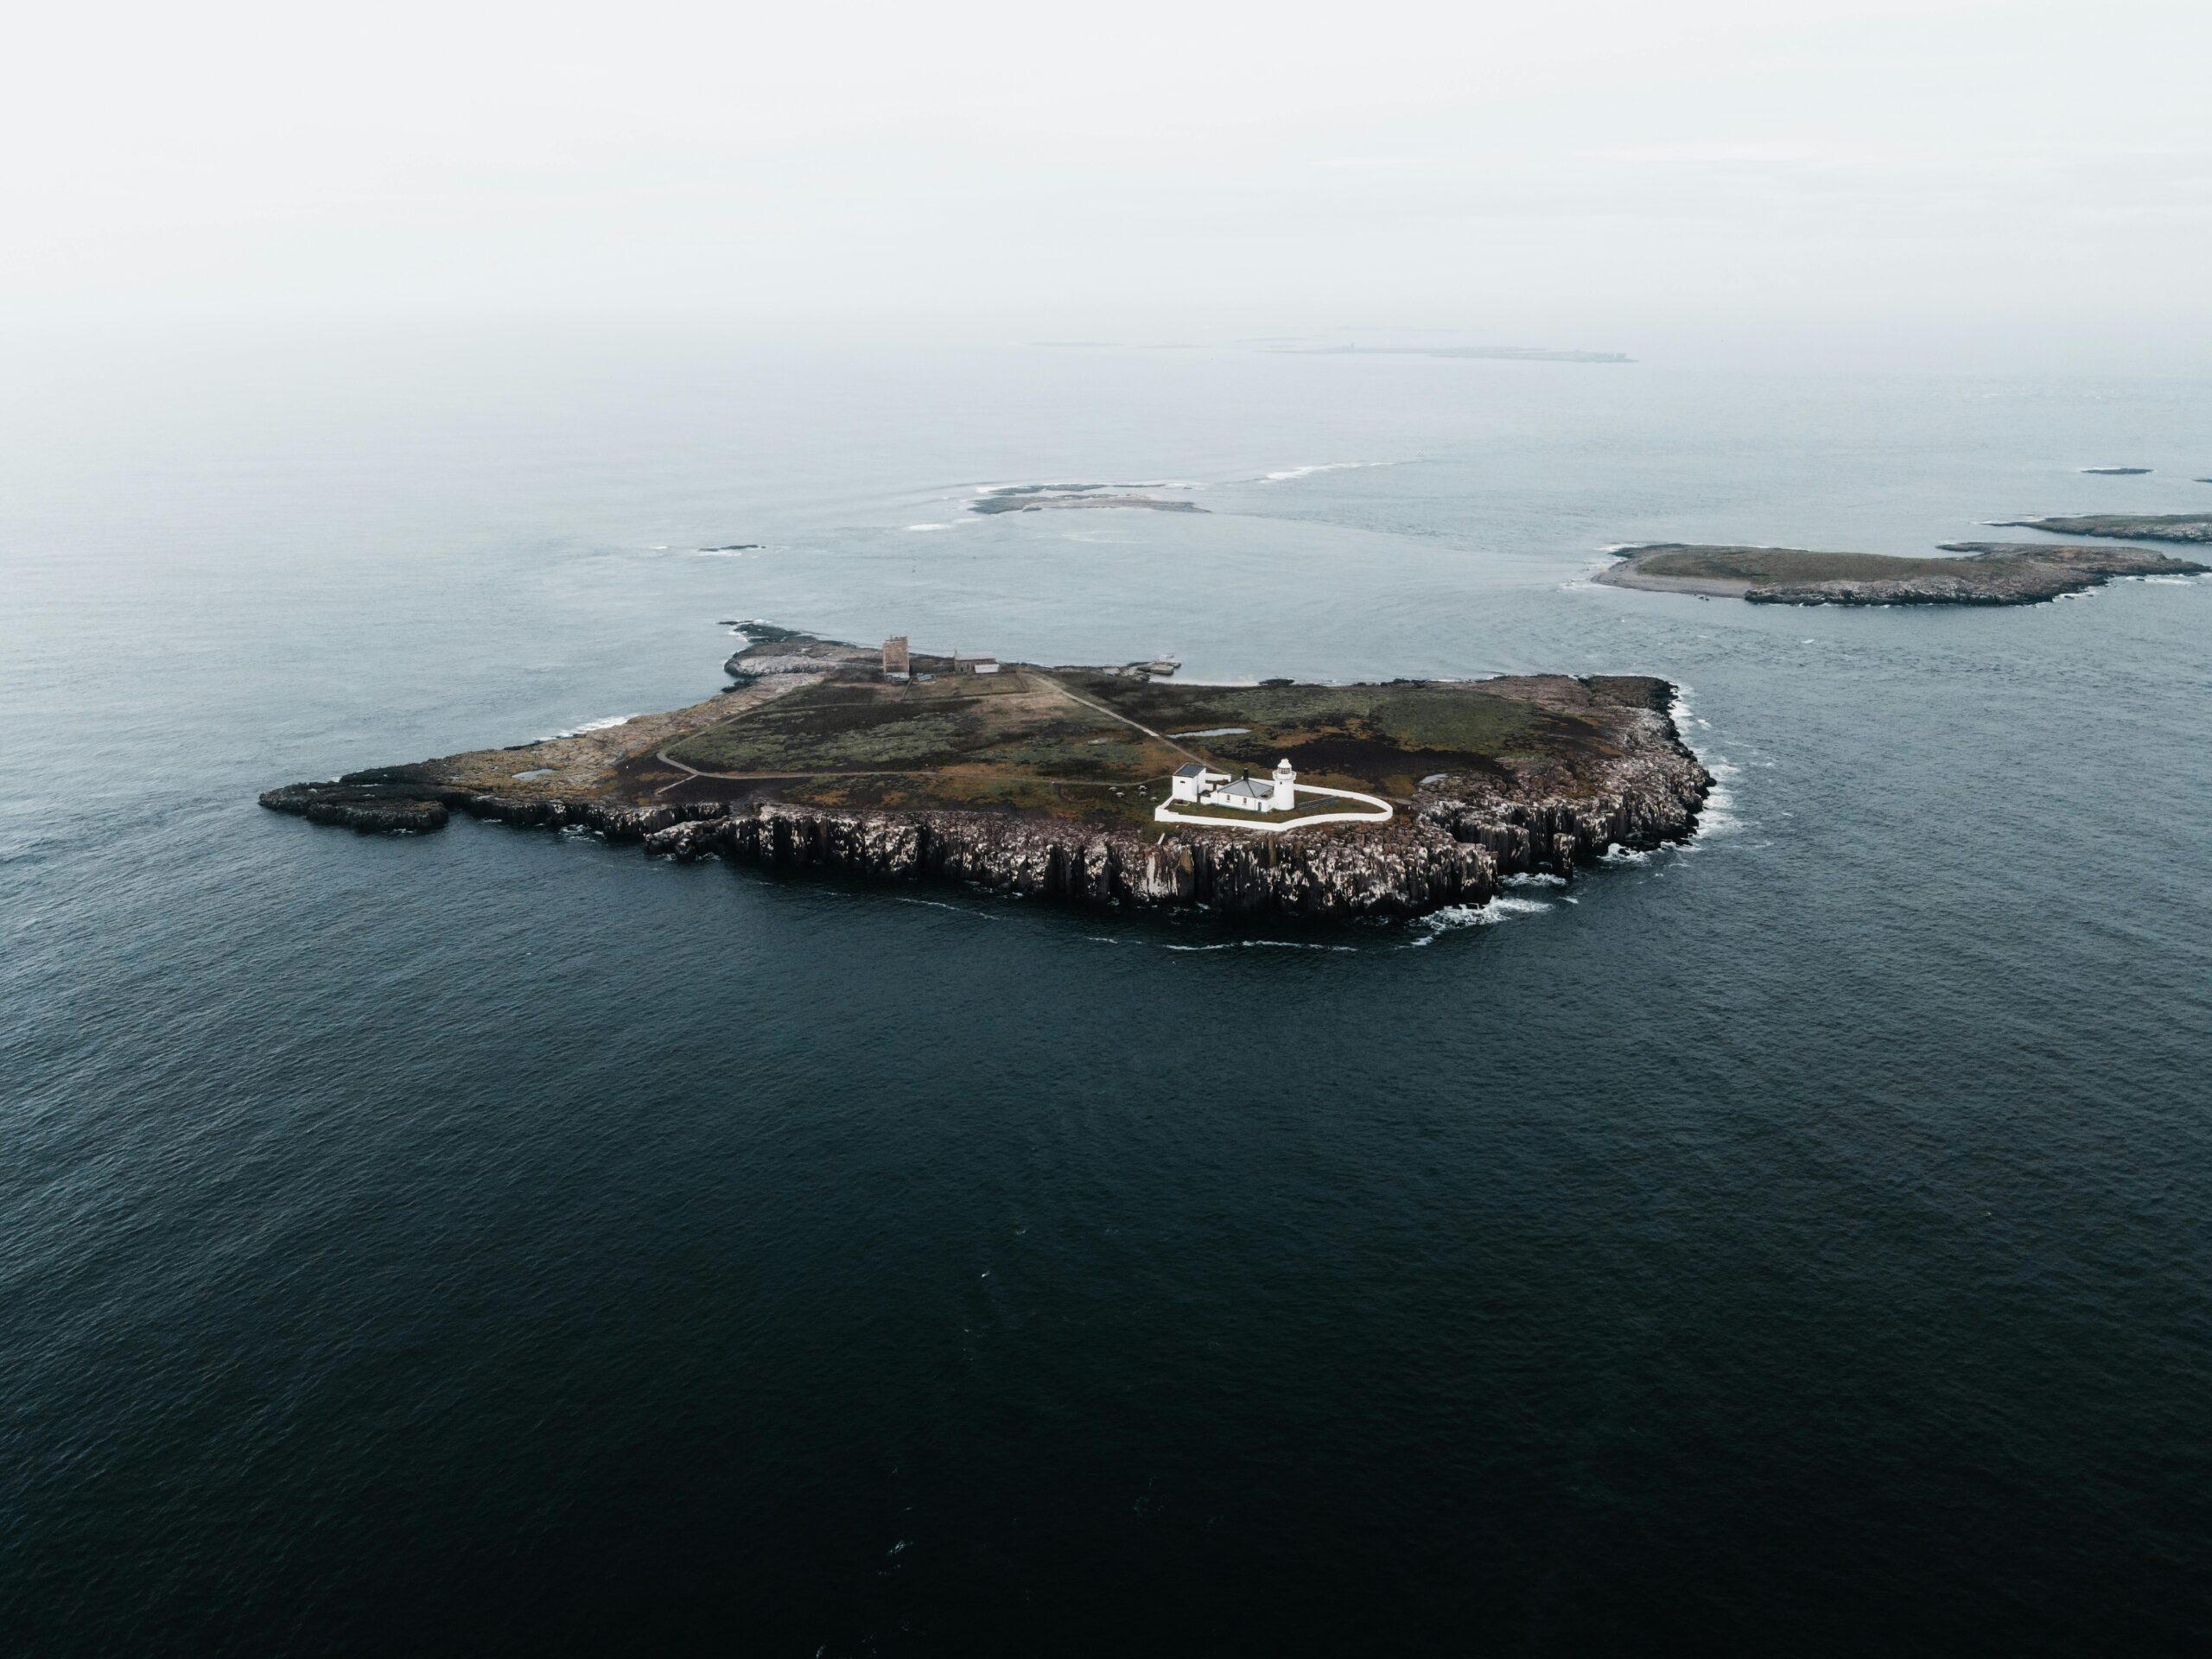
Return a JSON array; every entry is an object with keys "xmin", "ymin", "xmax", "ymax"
[
  {"xmin": 645, "ymin": 662, "xmax": 1648, "ymax": 824},
  {"xmin": 1627, "ymin": 546, "xmax": 1969, "ymax": 584},
  {"xmin": 1061, "ymin": 674, "xmax": 1577, "ymax": 796},
  {"xmin": 664, "ymin": 671, "xmax": 1182, "ymax": 786}
]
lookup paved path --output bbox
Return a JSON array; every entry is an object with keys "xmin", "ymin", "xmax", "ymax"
[{"xmin": 1035, "ymin": 677, "xmax": 1210, "ymax": 766}]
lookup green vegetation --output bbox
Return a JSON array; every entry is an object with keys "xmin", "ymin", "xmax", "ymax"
[
  {"xmin": 639, "ymin": 657, "xmax": 1657, "ymax": 823},
  {"xmin": 1601, "ymin": 540, "xmax": 2209, "ymax": 605},
  {"xmin": 665, "ymin": 670, "xmax": 1179, "ymax": 785},
  {"xmin": 1063, "ymin": 674, "xmax": 1577, "ymax": 795},
  {"xmin": 267, "ymin": 633, "xmax": 1692, "ymax": 847},
  {"xmin": 1631, "ymin": 547, "xmax": 1966, "ymax": 584},
  {"xmin": 1990, "ymin": 513, "xmax": 2212, "ymax": 544}
]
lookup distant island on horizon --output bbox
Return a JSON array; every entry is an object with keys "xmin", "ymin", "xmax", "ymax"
[
  {"xmin": 969, "ymin": 483, "xmax": 1205, "ymax": 516},
  {"xmin": 1269, "ymin": 345, "xmax": 1634, "ymax": 364},
  {"xmin": 1025, "ymin": 340, "xmax": 1635, "ymax": 363},
  {"xmin": 1598, "ymin": 516, "xmax": 2209, "ymax": 606}
]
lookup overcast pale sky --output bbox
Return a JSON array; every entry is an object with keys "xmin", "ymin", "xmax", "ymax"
[{"xmin": 5, "ymin": 0, "xmax": 2209, "ymax": 361}]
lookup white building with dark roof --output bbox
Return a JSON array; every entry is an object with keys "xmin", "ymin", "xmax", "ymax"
[
  {"xmin": 1168, "ymin": 758, "xmax": 1299, "ymax": 812},
  {"xmin": 1169, "ymin": 762, "xmax": 1228, "ymax": 803}
]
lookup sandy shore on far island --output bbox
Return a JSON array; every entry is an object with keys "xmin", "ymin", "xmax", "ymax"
[{"xmin": 1592, "ymin": 566, "xmax": 1751, "ymax": 596}]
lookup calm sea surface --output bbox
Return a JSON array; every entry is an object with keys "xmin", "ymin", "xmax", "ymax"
[{"xmin": 3, "ymin": 338, "xmax": 2208, "ymax": 1653}]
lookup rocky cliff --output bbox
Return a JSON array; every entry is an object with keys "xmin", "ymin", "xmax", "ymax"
[{"xmin": 261, "ymin": 717, "xmax": 1709, "ymax": 923}]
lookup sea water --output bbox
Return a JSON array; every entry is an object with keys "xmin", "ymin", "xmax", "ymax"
[{"xmin": 3, "ymin": 334, "xmax": 2207, "ymax": 1652}]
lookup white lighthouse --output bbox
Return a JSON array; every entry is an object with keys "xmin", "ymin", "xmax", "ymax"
[{"xmin": 1271, "ymin": 758, "xmax": 1297, "ymax": 810}]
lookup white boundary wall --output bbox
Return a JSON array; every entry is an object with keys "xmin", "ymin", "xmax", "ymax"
[{"xmin": 1153, "ymin": 784, "xmax": 1393, "ymax": 834}]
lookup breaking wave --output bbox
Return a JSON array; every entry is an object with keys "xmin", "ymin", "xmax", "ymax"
[
  {"xmin": 1251, "ymin": 460, "xmax": 1397, "ymax": 484},
  {"xmin": 1687, "ymin": 759, "xmax": 1745, "ymax": 844},
  {"xmin": 1408, "ymin": 894, "xmax": 1554, "ymax": 945},
  {"xmin": 1163, "ymin": 938, "xmax": 1357, "ymax": 953},
  {"xmin": 892, "ymin": 896, "xmax": 1006, "ymax": 920},
  {"xmin": 543, "ymin": 715, "xmax": 635, "ymax": 739}
]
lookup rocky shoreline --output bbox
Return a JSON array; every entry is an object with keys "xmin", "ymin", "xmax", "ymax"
[
  {"xmin": 1598, "ymin": 541, "xmax": 2207, "ymax": 606},
  {"xmin": 259, "ymin": 695, "xmax": 1711, "ymax": 922},
  {"xmin": 1989, "ymin": 513, "xmax": 2212, "ymax": 544}
]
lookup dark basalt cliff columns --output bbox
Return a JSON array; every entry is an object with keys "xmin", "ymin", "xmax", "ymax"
[
  {"xmin": 263, "ymin": 741, "xmax": 1707, "ymax": 921},
  {"xmin": 258, "ymin": 781, "xmax": 448, "ymax": 833},
  {"xmin": 259, "ymin": 683, "xmax": 1709, "ymax": 921}
]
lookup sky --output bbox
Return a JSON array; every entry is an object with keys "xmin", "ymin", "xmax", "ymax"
[{"xmin": 4, "ymin": 0, "xmax": 2209, "ymax": 365}]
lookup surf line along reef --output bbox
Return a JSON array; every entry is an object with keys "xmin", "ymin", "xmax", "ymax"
[{"xmin": 260, "ymin": 627, "xmax": 1711, "ymax": 921}]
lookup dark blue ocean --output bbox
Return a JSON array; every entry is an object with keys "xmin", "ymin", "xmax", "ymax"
[{"xmin": 3, "ymin": 336, "xmax": 2208, "ymax": 1653}]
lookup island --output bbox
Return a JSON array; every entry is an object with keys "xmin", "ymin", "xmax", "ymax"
[
  {"xmin": 1269, "ymin": 345, "xmax": 1633, "ymax": 365},
  {"xmin": 1595, "ymin": 542, "xmax": 2205, "ymax": 606},
  {"xmin": 970, "ymin": 484, "xmax": 1205, "ymax": 516},
  {"xmin": 259, "ymin": 628, "xmax": 1711, "ymax": 921},
  {"xmin": 2080, "ymin": 467, "xmax": 2151, "ymax": 476},
  {"xmin": 1988, "ymin": 513, "xmax": 2212, "ymax": 544}
]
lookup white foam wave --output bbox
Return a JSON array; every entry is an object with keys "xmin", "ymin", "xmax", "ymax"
[
  {"xmin": 906, "ymin": 522, "xmax": 955, "ymax": 531},
  {"xmin": 1504, "ymin": 872, "xmax": 1567, "ymax": 888},
  {"xmin": 543, "ymin": 714, "xmax": 634, "ymax": 739},
  {"xmin": 1163, "ymin": 938, "xmax": 1357, "ymax": 952},
  {"xmin": 1688, "ymin": 760, "xmax": 1745, "ymax": 843},
  {"xmin": 695, "ymin": 549, "xmax": 748, "ymax": 557},
  {"xmin": 1664, "ymin": 687, "xmax": 1745, "ymax": 849},
  {"xmin": 1408, "ymin": 894, "xmax": 1554, "ymax": 945},
  {"xmin": 892, "ymin": 897, "xmax": 1004, "ymax": 920},
  {"xmin": 1253, "ymin": 460, "xmax": 1395, "ymax": 484}
]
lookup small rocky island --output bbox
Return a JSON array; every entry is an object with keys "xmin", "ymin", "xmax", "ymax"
[
  {"xmin": 260, "ymin": 628, "xmax": 1709, "ymax": 921},
  {"xmin": 970, "ymin": 484, "xmax": 1205, "ymax": 516},
  {"xmin": 1597, "ymin": 541, "xmax": 2205, "ymax": 606},
  {"xmin": 1989, "ymin": 512, "xmax": 2212, "ymax": 544}
]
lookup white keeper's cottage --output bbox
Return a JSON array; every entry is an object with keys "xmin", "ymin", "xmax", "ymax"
[{"xmin": 1169, "ymin": 758, "xmax": 1299, "ymax": 812}]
